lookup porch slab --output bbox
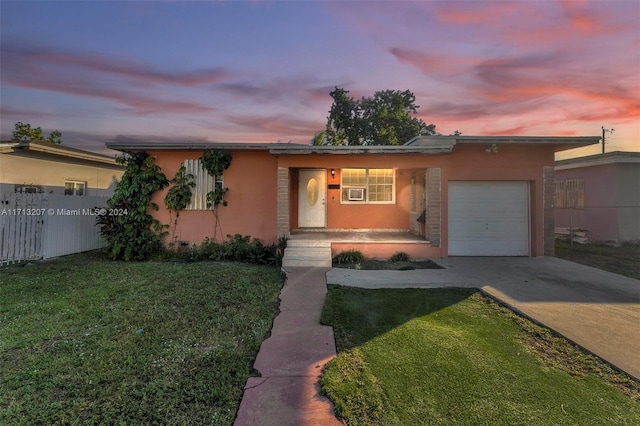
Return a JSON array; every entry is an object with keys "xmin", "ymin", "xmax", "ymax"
[
  {"xmin": 290, "ymin": 229, "xmax": 428, "ymax": 243},
  {"xmin": 289, "ymin": 230, "xmax": 436, "ymax": 261}
]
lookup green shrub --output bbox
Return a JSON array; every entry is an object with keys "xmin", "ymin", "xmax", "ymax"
[
  {"xmin": 222, "ymin": 234, "xmax": 253, "ymax": 260},
  {"xmin": 96, "ymin": 152, "xmax": 169, "ymax": 261},
  {"xmin": 389, "ymin": 252, "xmax": 410, "ymax": 262},
  {"xmin": 189, "ymin": 238, "xmax": 221, "ymax": 261},
  {"xmin": 181, "ymin": 235, "xmax": 287, "ymax": 266},
  {"xmin": 333, "ymin": 250, "xmax": 364, "ymax": 265}
]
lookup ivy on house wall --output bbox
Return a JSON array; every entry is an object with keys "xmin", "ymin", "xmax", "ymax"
[
  {"xmin": 199, "ymin": 149, "xmax": 232, "ymax": 241},
  {"xmin": 96, "ymin": 151, "xmax": 169, "ymax": 260},
  {"xmin": 164, "ymin": 165, "xmax": 196, "ymax": 243},
  {"xmin": 165, "ymin": 165, "xmax": 195, "ymax": 214},
  {"xmin": 96, "ymin": 149, "xmax": 235, "ymax": 257},
  {"xmin": 200, "ymin": 149, "xmax": 232, "ymax": 209}
]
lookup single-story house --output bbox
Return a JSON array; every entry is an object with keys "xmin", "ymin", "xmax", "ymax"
[
  {"xmin": 107, "ymin": 135, "xmax": 599, "ymax": 266},
  {"xmin": 0, "ymin": 140, "xmax": 124, "ymax": 196},
  {"xmin": 555, "ymin": 151, "xmax": 640, "ymax": 243}
]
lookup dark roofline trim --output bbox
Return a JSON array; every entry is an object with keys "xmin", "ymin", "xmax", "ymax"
[
  {"xmin": 406, "ymin": 135, "xmax": 601, "ymax": 152},
  {"xmin": 1, "ymin": 140, "xmax": 120, "ymax": 165},
  {"xmin": 106, "ymin": 135, "xmax": 601, "ymax": 154},
  {"xmin": 555, "ymin": 151, "xmax": 640, "ymax": 170},
  {"xmin": 105, "ymin": 141, "xmax": 454, "ymax": 154}
]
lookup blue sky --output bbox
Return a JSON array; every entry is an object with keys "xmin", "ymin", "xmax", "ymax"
[{"xmin": 1, "ymin": 1, "xmax": 638, "ymax": 157}]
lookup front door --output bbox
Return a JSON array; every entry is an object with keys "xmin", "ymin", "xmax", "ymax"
[{"xmin": 298, "ymin": 169, "xmax": 326, "ymax": 228}]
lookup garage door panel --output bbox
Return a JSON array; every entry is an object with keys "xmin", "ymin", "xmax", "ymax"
[
  {"xmin": 448, "ymin": 181, "xmax": 529, "ymax": 256},
  {"xmin": 452, "ymin": 241, "xmax": 528, "ymax": 256}
]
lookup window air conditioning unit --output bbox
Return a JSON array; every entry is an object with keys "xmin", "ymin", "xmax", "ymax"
[{"xmin": 348, "ymin": 188, "xmax": 364, "ymax": 201}]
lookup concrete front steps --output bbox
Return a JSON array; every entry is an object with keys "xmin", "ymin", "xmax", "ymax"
[{"xmin": 282, "ymin": 239, "xmax": 332, "ymax": 268}]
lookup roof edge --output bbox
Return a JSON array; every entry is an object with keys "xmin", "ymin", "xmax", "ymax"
[
  {"xmin": 105, "ymin": 141, "xmax": 455, "ymax": 155},
  {"xmin": 1, "ymin": 140, "xmax": 120, "ymax": 165},
  {"xmin": 555, "ymin": 151, "xmax": 640, "ymax": 170},
  {"xmin": 105, "ymin": 142, "xmax": 275, "ymax": 151},
  {"xmin": 406, "ymin": 135, "xmax": 601, "ymax": 152},
  {"xmin": 106, "ymin": 135, "xmax": 602, "ymax": 154}
]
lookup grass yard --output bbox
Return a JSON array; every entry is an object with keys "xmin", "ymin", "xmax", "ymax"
[
  {"xmin": 0, "ymin": 253, "xmax": 284, "ymax": 425},
  {"xmin": 321, "ymin": 286, "xmax": 640, "ymax": 426},
  {"xmin": 555, "ymin": 241, "xmax": 640, "ymax": 280}
]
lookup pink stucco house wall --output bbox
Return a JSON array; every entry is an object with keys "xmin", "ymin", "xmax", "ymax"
[{"xmin": 108, "ymin": 135, "xmax": 599, "ymax": 260}]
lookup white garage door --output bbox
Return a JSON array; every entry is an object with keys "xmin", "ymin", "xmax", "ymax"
[{"xmin": 448, "ymin": 181, "xmax": 530, "ymax": 256}]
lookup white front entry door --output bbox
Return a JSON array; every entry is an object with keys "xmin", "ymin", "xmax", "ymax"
[{"xmin": 298, "ymin": 169, "xmax": 326, "ymax": 228}]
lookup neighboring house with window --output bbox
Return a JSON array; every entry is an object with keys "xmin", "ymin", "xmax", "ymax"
[
  {"xmin": 555, "ymin": 151, "xmax": 640, "ymax": 243},
  {"xmin": 0, "ymin": 140, "xmax": 124, "ymax": 196},
  {"xmin": 108, "ymin": 135, "xmax": 599, "ymax": 264}
]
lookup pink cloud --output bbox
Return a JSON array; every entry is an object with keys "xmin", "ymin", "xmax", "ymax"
[
  {"xmin": 224, "ymin": 114, "xmax": 323, "ymax": 141},
  {"xmin": 504, "ymin": 1, "xmax": 635, "ymax": 46},
  {"xmin": 561, "ymin": 0, "xmax": 603, "ymax": 33},
  {"xmin": 0, "ymin": 107, "xmax": 66, "ymax": 120},
  {"xmin": 5, "ymin": 72, "xmax": 216, "ymax": 115},
  {"xmin": 434, "ymin": 1, "xmax": 519, "ymax": 24},
  {"xmin": 2, "ymin": 43, "xmax": 218, "ymax": 114},
  {"xmin": 218, "ymin": 80, "xmax": 335, "ymax": 107},
  {"xmin": 3, "ymin": 43, "xmax": 231, "ymax": 87},
  {"xmin": 393, "ymin": 46, "xmax": 638, "ymax": 127},
  {"xmin": 389, "ymin": 48, "xmax": 477, "ymax": 75},
  {"xmin": 468, "ymin": 54, "xmax": 639, "ymax": 122}
]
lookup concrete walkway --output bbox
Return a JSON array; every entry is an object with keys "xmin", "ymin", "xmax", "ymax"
[
  {"xmin": 235, "ymin": 267, "xmax": 341, "ymax": 426},
  {"xmin": 327, "ymin": 257, "xmax": 640, "ymax": 380}
]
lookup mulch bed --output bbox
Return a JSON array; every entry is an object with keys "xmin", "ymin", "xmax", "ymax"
[{"xmin": 333, "ymin": 259, "xmax": 443, "ymax": 270}]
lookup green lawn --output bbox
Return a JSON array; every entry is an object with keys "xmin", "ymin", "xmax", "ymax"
[
  {"xmin": 0, "ymin": 253, "xmax": 284, "ymax": 425},
  {"xmin": 321, "ymin": 286, "xmax": 640, "ymax": 426},
  {"xmin": 555, "ymin": 241, "xmax": 640, "ymax": 280}
]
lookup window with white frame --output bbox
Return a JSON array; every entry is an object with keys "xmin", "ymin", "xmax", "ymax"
[
  {"xmin": 15, "ymin": 184, "xmax": 42, "ymax": 194},
  {"xmin": 341, "ymin": 168, "xmax": 395, "ymax": 204},
  {"xmin": 182, "ymin": 159, "xmax": 224, "ymax": 210},
  {"xmin": 64, "ymin": 180, "xmax": 85, "ymax": 196}
]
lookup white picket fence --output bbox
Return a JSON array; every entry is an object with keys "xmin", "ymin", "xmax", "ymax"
[{"xmin": 0, "ymin": 193, "xmax": 110, "ymax": 265}]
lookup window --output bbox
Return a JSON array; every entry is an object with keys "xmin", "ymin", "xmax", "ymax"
[
  {"xmin": 15, "ymin": 184, "xmax": 42, "ymax": 194},
  {"xmin": 341, "ymin": 168, "xmax": 395, "ymax": 204},
  {"xmin": 182, "ymin": 159, "xmax": 224, "ymax": 210},
  {"xmin": 554, "ymin": 179, "xmax": 584, "ymax": 209},
  {"xmin": 65, "ymin": 181, "xmax": 85, "ymax": 196}
]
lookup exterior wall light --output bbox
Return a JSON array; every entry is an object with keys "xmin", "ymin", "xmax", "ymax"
[{"xmin": 331, "ymin": 168, "xmax": 336, "ymax": 178}]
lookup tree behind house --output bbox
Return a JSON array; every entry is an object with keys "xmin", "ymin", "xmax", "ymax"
[
  {"xmin": 324, "ymin": 87, "xmax": 436, "ymax": 146},
  {"xmin": 12, "ymin": 122, "xmax": 63, "ymax": 144}
]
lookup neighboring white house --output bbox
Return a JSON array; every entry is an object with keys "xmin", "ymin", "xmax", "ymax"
[
  {"xmin": 0, "ymin": 140, "xmax": 124, "ymax": 196},
  {"xmin": 555, "ymin": 151, "xmax": 640, "ymax": 243},
  {"xmin": 1, "ymin": 141, "xmax": 125, "ymax": 264}
]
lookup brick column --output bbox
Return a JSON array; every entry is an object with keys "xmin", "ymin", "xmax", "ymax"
[
  {"xmin": 426, "ymin": 168, "xmax": 441, "ymax": 247},
  {"xmin": 543, "ymin": 166, "xmax": 555, "ymax": 256},
  {"xmin": 276, "ymin": 167, "xmax": 290, "ymax": 238}
]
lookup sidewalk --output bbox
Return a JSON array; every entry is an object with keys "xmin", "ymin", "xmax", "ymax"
[{"xmin": 234, "ymin": 267, "xmax": 341, "ymax": 426}]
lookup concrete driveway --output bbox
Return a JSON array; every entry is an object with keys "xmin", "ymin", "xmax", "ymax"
[{"xmin": 327, "ymin": 257, "xmax": 640, "ymax": 380}]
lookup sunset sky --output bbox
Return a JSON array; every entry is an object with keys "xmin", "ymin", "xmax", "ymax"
[{"xmin": 1, "ymin": 1, "xmax": 638, "ymax": 158}]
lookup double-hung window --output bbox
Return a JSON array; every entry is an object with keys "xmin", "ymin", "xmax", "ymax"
[
  {"xmin": 341, "ymin": 168, "xmax": 395, "ymax": 204},
  {"xmin": 64, "ymin": 180, "xmax": 85, "ymax": 196},
  {"xmin": 182, "ymin": 159, "xmax": 223, "ymax": 210}
]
